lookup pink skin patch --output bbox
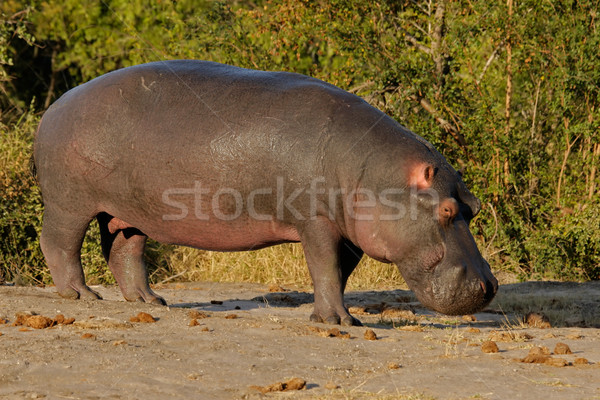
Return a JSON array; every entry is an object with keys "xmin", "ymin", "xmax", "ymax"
[
  {"xmin": 107, "ymin": 217, "xmax": 134, "ymax": 234},
  {"xmin": 407, "ymin": 163, "xmax": 435, "ymax": 190}
]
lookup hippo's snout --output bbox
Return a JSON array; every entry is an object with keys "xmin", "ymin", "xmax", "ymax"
[{"xmin": 424, "ymin": 260, "xmax": 498, "ymax": 315}]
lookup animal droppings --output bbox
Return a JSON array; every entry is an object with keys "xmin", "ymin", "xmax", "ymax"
[
  {"xmin": 544, "ymin": 357, "xmax": 570, "ymax": 367},
  {"xmin": 81, "ymin": 333, "xmax": 96, "ymax": 339},
  {"xmin": 11, "ymin": 312, "xmax": 72, "ymax": 330},
  {"xmin": 364, "ymin": 329, "xmax": 378, "ymax": 340},
  {"xmin": 307, "ymin": 326, "xmax": 351, "ymax": 339},
  {"xmin": 519, "ymin": 346, "xmax": 572, "ymax": 367},
  {"xmin": 481, "ymin": 341, "xmax": 499, "ymax": 353},
  {"xmin": 554, "ymin": 342, "xmax": 572, "ymax": 355},
  {"xmin": 54, "ymin": 314, "xmax": 75, "ymax": 325},
  {"xmin": 528, "ymin": 346, "xmax": 551, "ymax": 356},
  {"xmin": 130, "ymin": 312, "xmax": 156, "ymax": 323},
  {"xmin": 524, "ymin": 312, "xmax": 551, "ymax": 328},
  {"xmin": 398, "ymin": 325, "xmax": 424, "ymax": 332},
  {"xmin": 188, "ymin": 310, "xmax": 209, "ymax": 319},
  {"xmin": 25, "ymin": 315, "xmax": 53, "ymax": 329},
  {"xmin": 250, "ymin": 377, "xmax": 306, "ymax": 393},
  {"xmin": 488, "ymin": 330, "xmax": 533, "ymax": 342},
  {"xmin": 268, "ymin": 284, "xmax": 286, "ymax": 292}
]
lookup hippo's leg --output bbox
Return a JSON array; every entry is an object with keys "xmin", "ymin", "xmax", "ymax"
[
  {"xmin": 340, "ymin": 241, "xmax": 363, "ymax": 292},
  {"xmin": 300, "ymin": 218, "xmax": 363, "ymax": 326},
  {"xmin": 97, "ymin": 214, "xmax": 166, "ymax": 305},
  {"xmin": 40, "ymin": 206, "xmax": 102, "ymax": 300}
]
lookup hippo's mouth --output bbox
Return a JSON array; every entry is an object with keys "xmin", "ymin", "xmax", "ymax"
[{"xmin": 398, "ymin": 260, "xmax": 497, "ymax": 316}]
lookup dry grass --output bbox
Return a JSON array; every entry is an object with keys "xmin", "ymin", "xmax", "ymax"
[
  {"xmin": 489, "ymin": 281, "xmax": 600, "ymax": 328},
  {"xmin": 150, "ymin": 243, "xmax": 407, "ymax": 291}
]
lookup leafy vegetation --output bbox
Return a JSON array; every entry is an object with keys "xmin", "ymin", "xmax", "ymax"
[{"xmin": 1, "ymin": 0, "xmax": 598, "ymax": 285}]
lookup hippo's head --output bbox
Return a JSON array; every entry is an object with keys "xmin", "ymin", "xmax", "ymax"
[{"xmin": 353, "ymin": 162, "xmax": 498, "ymax": 315}]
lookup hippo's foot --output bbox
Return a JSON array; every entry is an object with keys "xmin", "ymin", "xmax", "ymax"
[
  {"xmin": 309, "ymin": 310, "xmax": 362, "ymax": 326},
  {"xmin": 122, "ymin": 288, "xmax": 167, "ymax": 306},
  {"xmin": 57, "ymin": 285, "xmax": 103, "ymax": 301}
]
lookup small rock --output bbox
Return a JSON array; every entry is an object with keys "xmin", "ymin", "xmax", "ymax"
[
  {"xmin": 364, "ymin": 329, "xmax": 377, "ymax": 341},
  {"xmin": 481, "ymin": 341, "xmax": 499, "ymax": 353},
  {"xmin": 554, "ymin": 342, "xmax": 572, "ymax": 355},
  {"xmin": 112, "ymin": 340, "xmax": 127, "ymax": 346},
  {"xmin": 574, "ymin": 357, "xmax": 589, "ymax": 365},
  {"xmin": 210, "ymin": 300, "xmax": 223, "ymax": 305},
  {"xmin": 189, "ymin": 319, "xmax": 200, "ymax": 327},
  {"xmin": 325, "ymin": 382, "xmax": 339, "ymax": 389},
  {"xmin": 224, "ymin": 314, "xmax": 238, "ymax": 319},
  {"xmin": 462, "ymin": 315, "xmax": 477, "ymax": 322},
  {"xmin": 467, "ymin": 327, "xmax": 481, "ymax": 333}
]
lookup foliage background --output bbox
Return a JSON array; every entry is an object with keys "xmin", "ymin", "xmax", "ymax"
[{"xmin": 1, "ymin": 0, "xmax": 599, "ymax": 286}]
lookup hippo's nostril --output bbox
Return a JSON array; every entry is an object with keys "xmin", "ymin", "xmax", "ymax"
[{"xmin": 479, "ymin": 280, "xmax": 486, "ymax": 294}]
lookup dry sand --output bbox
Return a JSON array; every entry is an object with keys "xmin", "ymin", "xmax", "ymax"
[{"xmin": 0, "ymin": 281, "xmax": 599, "ymax": 399}]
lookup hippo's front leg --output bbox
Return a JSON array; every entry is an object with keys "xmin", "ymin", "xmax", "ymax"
[{"xmin": 300, "ymin": 217, "xmax": 363, "ymax": 326}]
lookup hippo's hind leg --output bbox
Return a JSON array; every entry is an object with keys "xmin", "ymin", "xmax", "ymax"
[
  {"xmin": 40, "ymin": 205, "xmax": 102, "ymax": 300},
  {"xmin": 97, "ymin": 213, "xmax": 166, "ymax": 305},
  {"xmin": 300, "ymin": 217, "xmax": 364, "ymax": 326}
]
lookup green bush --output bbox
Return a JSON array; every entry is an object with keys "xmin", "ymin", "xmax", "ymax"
[
  {"xmin": 0, "ymin": 112, "xmax": 45, "ymax": 283},
  {"xmin": 0, "ymin": 0, "xmax": 598, "ymax": 284}
]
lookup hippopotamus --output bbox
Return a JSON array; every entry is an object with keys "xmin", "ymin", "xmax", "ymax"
[{"xmin": 34, "ymin": 60, "xmax": 497, "ymax": 325}]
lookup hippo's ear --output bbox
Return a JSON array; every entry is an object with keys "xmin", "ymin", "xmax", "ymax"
[{"xmin": 408, "ymin": 163, "xmax": 435, "ymax": 190}]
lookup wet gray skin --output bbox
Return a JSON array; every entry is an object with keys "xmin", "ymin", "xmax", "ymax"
[{"xmin": 34, "ymin": 60, "xmax": 497, "ymax": 326}]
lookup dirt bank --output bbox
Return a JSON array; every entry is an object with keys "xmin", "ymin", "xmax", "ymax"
[{"xmin": 0, "ymin": 282, "xmax": 599, "ymax": 399}]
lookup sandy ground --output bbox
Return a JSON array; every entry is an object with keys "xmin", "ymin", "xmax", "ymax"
[{"xmin": 0, "ymin": 281, "xmax": 599, "ymax": 400}]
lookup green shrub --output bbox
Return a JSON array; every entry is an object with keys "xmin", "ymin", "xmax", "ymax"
[
  {"xmin": 0, "ymin": 112, "xmax": 45, "ymax": 283},
  {"xmin": 0, "ymin": 0, "xmax": 598, "ymax": 285}
]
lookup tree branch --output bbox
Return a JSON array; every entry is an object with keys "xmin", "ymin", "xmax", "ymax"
[
  {"xmin": 404, "ymin": 33, "xmax": 432, "ymax": 55},
  {"xmin": 410, "ymin": 94, "xmax": 468, "ymax": 150}
]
